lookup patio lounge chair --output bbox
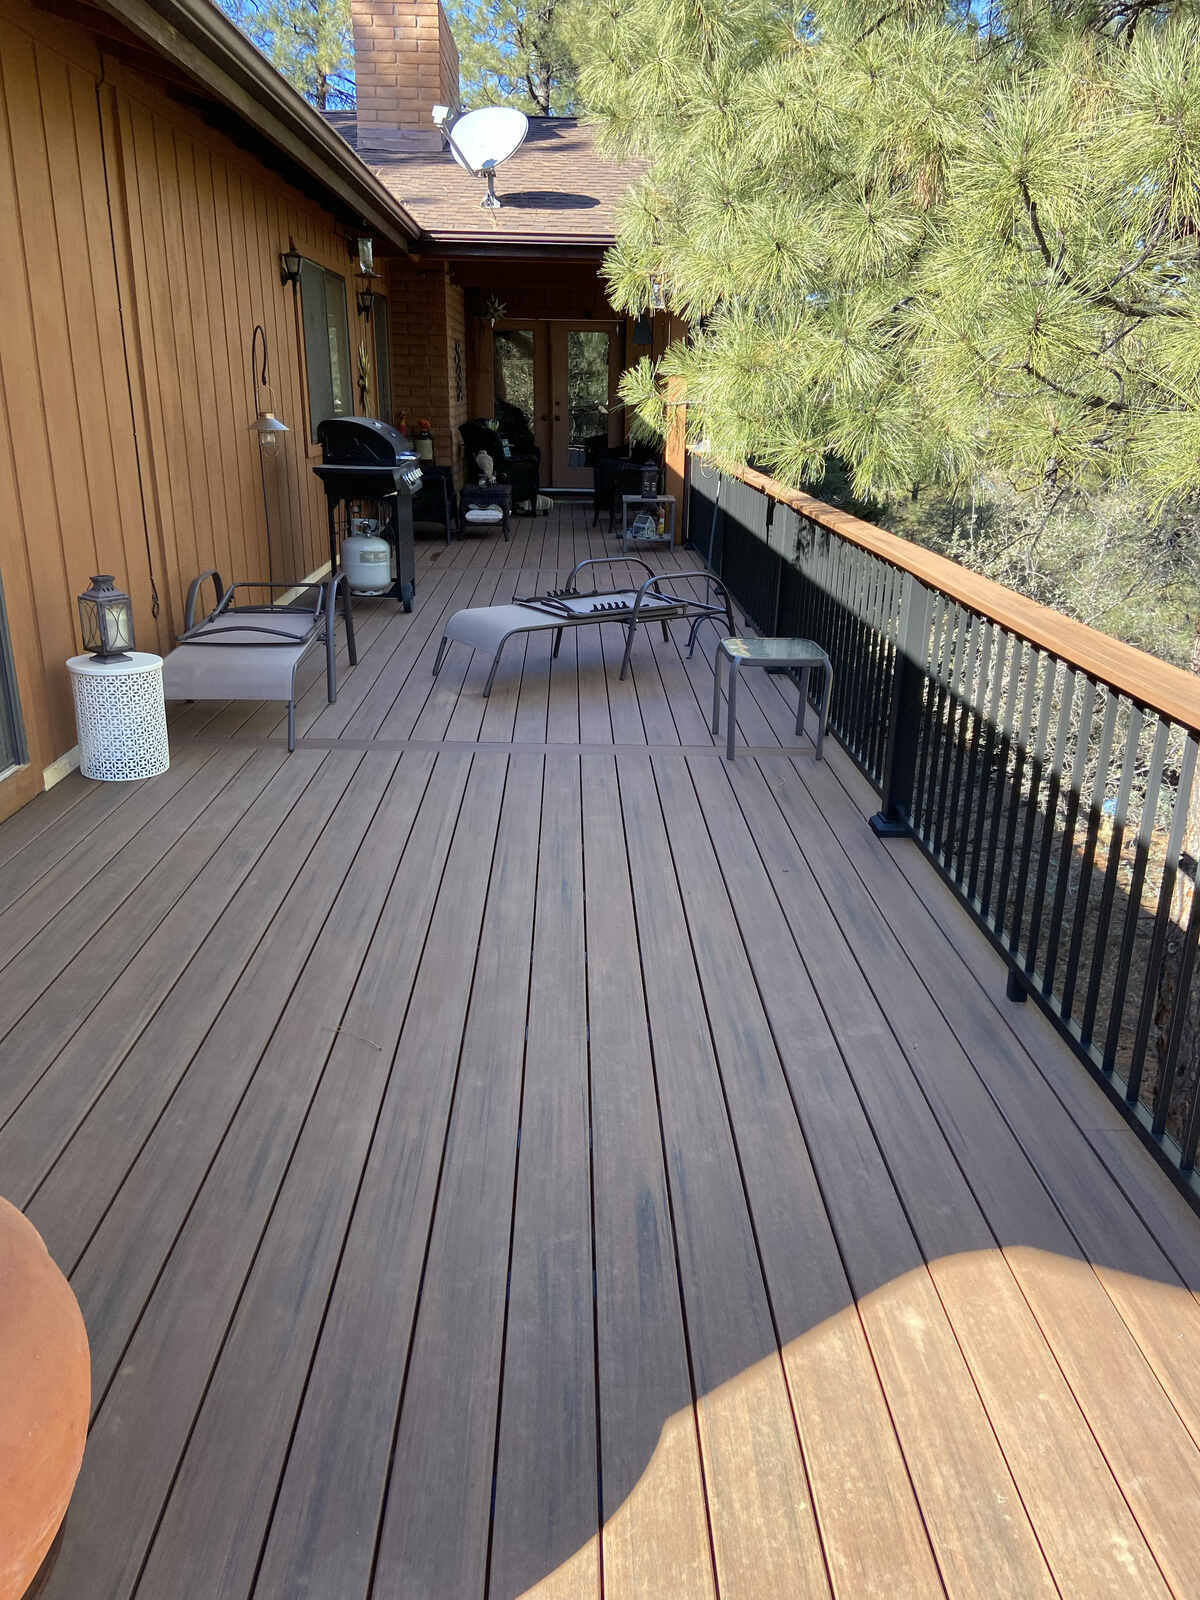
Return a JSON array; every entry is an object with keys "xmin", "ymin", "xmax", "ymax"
[
  {"xmin": 162, "ymin": 569, "xmax": 355, "ymax": 751},
  {"xmin": 432, "ymin": 557, "xmax": 736, "ymax": 697}
]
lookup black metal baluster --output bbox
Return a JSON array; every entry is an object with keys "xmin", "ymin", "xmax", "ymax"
[
  {"xmin": 1104, "ymin": 718, "xmax": 1171, "ymax": 1079},
  {"xmin": 868, "ymin": 563, "xmax": 900, "ymax": 783},
  {"xmin": 924, "ymin": 603, "xmax": 962, "ymax": 857},
  {"xmin": 943, "ymin": 616, "xmax": 983, "ymax": 881},
  {"xmin": 848, "ymin": 552, "xmax": 875, "ymax": 758},
  {"xmin": 1136, "ymin": 733, "xmax": 1199, "ymax": 1125},
  {"xmin": 1169, "ymin": 888, "xmax": 1200, "ymax": 1167},
  {"xmin": 1004, "ymin": 654, "xmax": 1058, "ymax": 955},
  {"xmin": 933, "ymin": 611, "xmax": 976, "ymax": 867},
  {"xmin": 984, "ymin": 638, "xmax": 1034, "ymax": 926},
  {"xmin": 1041, "ymin": 677, "xmax": 1098, "ymax": 997},
  {"xmin": 1061, "ymin": 689, "xmax": 1119, "ymax": 1023},
  {"xmin": 913, "ymin": 595, "xmax": 953, "ymax": 838},
  {"xmin": 1025, "ymin": 669, "xmax": 1082, "ymax": 979},
  {"xmin": 968, "ymin": 628, "xmax": 1010, "ymax": 906},
  {"xmin": 955, "ymin": 622, "xmax": 996, "ymax": 888},
  {"xmin": 1081, "ymin": 708, "xmax": 1145, "ymax": 1053},
  {"xmin": 847, "ymin": 550, "xmax": 875, "ymax": 759}
]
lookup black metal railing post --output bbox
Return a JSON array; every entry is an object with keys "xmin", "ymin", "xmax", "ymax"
[{"xmin": 870, "ymin": 570, "xmax": 932, "ymax": 837}]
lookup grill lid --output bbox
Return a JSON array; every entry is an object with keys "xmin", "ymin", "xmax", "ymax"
[{"xmin": 316, "ymin": 415, "xmax": 418, "ymax": 468}]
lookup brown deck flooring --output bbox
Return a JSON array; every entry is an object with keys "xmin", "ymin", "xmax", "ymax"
[{"xmin": 7, "ymin": 505, "xmax": 1200, "ymax": 1598}]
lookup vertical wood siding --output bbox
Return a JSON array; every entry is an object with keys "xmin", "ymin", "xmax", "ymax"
[{"xmin": 0, "ymin": 0, "xmax": 390, "ymax": 818}]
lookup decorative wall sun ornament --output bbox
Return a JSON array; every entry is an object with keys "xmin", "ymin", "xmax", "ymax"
[{"xmin": 484, "ymin": 295, "xmax": 507, "ymax": 327}]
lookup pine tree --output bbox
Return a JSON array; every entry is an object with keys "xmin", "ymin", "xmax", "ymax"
[
  {"xmin": 446, "ymin": 0, "xmax": 579, "ymax": 115},
  {"xmin": 223, "ymin": 0, "xmax": 355, "ymax": 109},
  {"xmin": 575, "ymin": 0, "xmax": 1200, "ymax": 503}
]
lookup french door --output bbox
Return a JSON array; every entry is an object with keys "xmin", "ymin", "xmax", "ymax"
[
  {"xmin": 491, "ymin": 320, "xmax": 622, "ymax": 492},
  {"xmin": 548, "ymin": 323, "xmax": 621, "ymax": 490}
]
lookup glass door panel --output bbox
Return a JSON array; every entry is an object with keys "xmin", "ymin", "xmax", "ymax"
[
  {"xmin": 492, "ymin": 326, "xmax": 538, "ymax": 450},
  {"xmin": 550, "ymin": 324, "xmax": 618, "ymax": 490}
]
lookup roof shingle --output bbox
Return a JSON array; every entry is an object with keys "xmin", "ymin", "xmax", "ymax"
[{"xmin": 327, "ymin": 115, "xmax": 643, "ymax": 248}]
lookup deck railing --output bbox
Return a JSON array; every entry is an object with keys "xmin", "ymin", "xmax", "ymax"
[{"xmin": 688, "ymin": 455, "xmax": 1200, "ymax": 1201}]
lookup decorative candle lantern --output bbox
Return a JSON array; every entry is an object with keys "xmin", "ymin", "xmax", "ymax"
[
  {"xmin": 252, "ymin": 409, "xmax": 289, "ymax": 450},
  {"xmin": 77, "ymin": 575, "xmax": 135, "ymax": 662}
]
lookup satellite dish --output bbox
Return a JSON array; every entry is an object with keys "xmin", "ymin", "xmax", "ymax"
[{"xmin": 445, "ymin": 107, "xmax": 529, "ymax": 209}]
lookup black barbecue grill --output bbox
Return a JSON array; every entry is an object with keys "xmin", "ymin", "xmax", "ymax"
[{"xmin": 314, "ymin": 416, "xmax": 423, "ymax": 611}]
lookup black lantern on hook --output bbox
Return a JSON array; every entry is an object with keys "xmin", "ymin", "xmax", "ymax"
[
  {"xmin": 280, "ymin": 237, "xmax": 302, "ymax": 289},
  {"xmin": 249, "ymin": 323, "xmax": 289, "ymax": 451},
  {"xmin": 356, "ymin": 282, "xmax": 376, "ymax": 321},
  {"xmin": 78, "ymin": 575, "xmax": 135, "ymax": 662},
  {"xmin": 249, "ymin": 324, "xmax": 288, "ymax": 590}
]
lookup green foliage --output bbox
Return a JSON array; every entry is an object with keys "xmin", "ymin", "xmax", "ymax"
[
  {"xmin": 222, "ymin": 0, "xmax": 354, "ymax": 109},
  {"xmin": 886, "ymin": 481, "xmax": 1200, "ymax": 668},
  {"xmin": 576, "ymin": 0, "xmax": 1200, "ymax": 505},
  {"xmin": 446, "ymin": 0, "xmax": 580, "ymax": 114}
]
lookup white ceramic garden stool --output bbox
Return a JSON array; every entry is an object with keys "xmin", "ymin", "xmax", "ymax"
[{"xmin": 66, "ymin": 651, "xmax": 170, "ymax": 782}]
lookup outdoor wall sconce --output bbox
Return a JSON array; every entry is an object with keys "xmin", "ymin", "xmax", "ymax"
[
  {"xmin": 357, "ymin": 284, "xmax": 376, "ymax": 321},
  {"xmin": 279, "ymin": 237, "xmax": 302, "ymax": 289},
  {"xmin": 78, "ymin": 575, "xmax": 135, "ymax": 662}
]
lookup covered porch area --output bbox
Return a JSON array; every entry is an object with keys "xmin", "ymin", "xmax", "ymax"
[{"xmin": 6, "ymin": 506, "xmax": 1200, "ymax": 1599}]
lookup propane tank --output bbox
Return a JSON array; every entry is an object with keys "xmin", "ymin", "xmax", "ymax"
[{"xmin": 341, "ymin": 533, "xmax": 392, "ymax": 595}]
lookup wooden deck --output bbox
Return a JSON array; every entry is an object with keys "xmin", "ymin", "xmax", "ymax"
[{"xmin": 7, "ymin": 504, "xmax": 1200, "ymax": 1599}]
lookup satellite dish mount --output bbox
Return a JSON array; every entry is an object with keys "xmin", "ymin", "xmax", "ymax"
[{"xmin": 438, "ymin": 107, "xmax": 530, "ymax": 210}]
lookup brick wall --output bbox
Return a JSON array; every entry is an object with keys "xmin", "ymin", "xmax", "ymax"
[
  {"xmin": 351, "ymin": 0, "xmax": 460, "ymax": 128},
  {"xmin": 386, "ymin": 256, "xmax": 467, "ymax": 483}
]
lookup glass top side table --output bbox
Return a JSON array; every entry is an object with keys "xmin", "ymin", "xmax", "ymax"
[{"xmin": 712, "ymin": 636, "xmax": 833, "ymax": 760}]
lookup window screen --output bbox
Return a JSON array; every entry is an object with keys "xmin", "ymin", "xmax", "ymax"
[
  {"xmin": 0, "ymin": 572, "xmax": 27, "ymax": 774},
  {"xmin": 300, "ymin": 259, "xmax": 352, "ymax": 440}
]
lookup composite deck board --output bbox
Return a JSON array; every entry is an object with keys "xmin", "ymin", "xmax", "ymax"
[
  {"xmin": 373, "ymin": 753, "xmax": 543, "ymax": 1599},
  {"xmin": 616, "ymin": 751, "xmax": 831, "ymax": 1600},
  {"xmin": 653, "ymin": 755, "xmax": 946, "ymax": 1600},
  {"xmin": 489, "ymin": 756, "xmax": 599, "ymax": 1600},
  {"xmin": 0, "ymin": 741, "xmax": 213, "ymax": 945},
  {"xmin": 0, "ymin": 746, "xmax": 271, "ymax": 1109},
  {"xmin": 24, "ymin": 751, "xmax": 391, "ymax": 1270},
  {"xmin": 250, "ymin": 753, "xmax": 505, "ymax": 1600},
  {"xmin": 7, "ymin": 505, "xmax": 1200, "ymax": 1600},
  {"xmin": 0, "ymin": 768, "xmax": 138, "ymax": 891},
  {"xmin": 580, "ymin": 754, "xmax": 715, "ymax": 1600},
  {"xmin": 0, "ymin": 747, "xmax": 347, "ymax": 1208}
]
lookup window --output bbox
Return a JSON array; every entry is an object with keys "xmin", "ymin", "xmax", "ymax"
[
  {"xmin": 373, "ymin": 297, "xmax": 392, "ymax": 425},
  {"xmin": 299, "ymin": 260, "xmax": 352, "ymax": 440},
  {"xmin": 0, "ymin": 572, "xmax": 27, "ymax": 776}
]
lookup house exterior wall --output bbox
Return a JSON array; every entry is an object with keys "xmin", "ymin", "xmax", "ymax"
[
  {"xmin": 385, "ymin": 255, "xmax": 466, "ymax": 481},
  {"xmin": 0, "ymin": 0, "xmax": 390, "ymax": 821},
  {"xmin": 351, "ymin": 0, "xmax": 460, "ymax": 129}
]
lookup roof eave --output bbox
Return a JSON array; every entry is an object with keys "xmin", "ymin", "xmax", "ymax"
[
  {"xmin": 91, "ymin": 0, "xmax": 422, "ymax": 247},
  {"xmin": 416, "ymin": 232, "xmax": 614, "ymax": 258}
]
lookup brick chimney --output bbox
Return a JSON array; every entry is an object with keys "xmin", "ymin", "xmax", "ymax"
[{"xmin": 351, "ymin": 0, "xmax": 460, "ymax": 129}]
